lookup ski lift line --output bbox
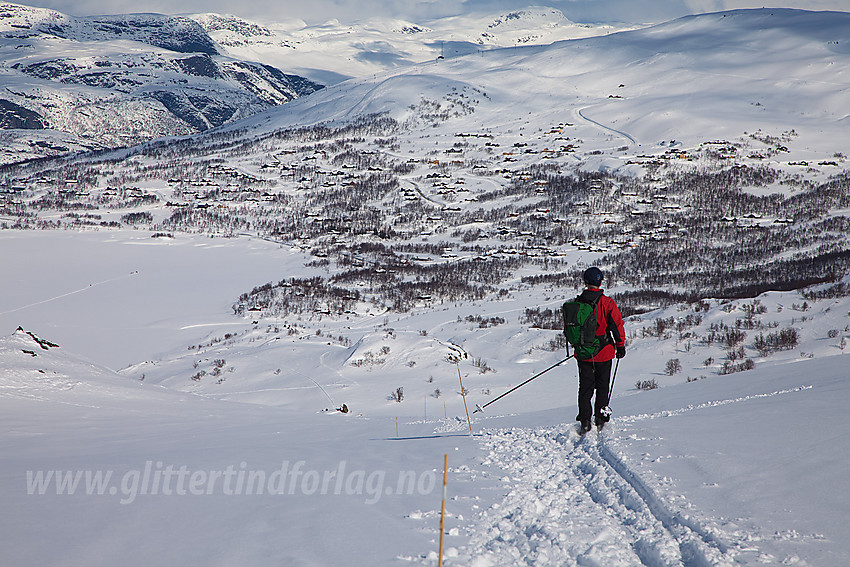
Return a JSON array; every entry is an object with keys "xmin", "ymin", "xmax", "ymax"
[{"xmin": 0, "ymin": 271, "xmax": 139, "ymax": 316}]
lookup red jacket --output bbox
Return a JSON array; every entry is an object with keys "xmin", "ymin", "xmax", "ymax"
[{"xmin": 575, "ymin": 288, "xmax": 625, "ymax": 362}]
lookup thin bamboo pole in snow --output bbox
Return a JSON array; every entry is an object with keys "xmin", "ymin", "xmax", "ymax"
[
  {"xmin": 456, "ymin": 361, "xmax": 472, "ymax": 433},
  {"xmin": 438, "ymin": 453, "xmax": 448, "ymax": 567}
]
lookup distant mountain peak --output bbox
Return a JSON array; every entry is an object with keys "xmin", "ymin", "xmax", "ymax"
[
  {"xmin": 0, "ymin": 2, "xmax": 323, "ymax": 165},
  {"xmin": 1, "ymin": 3, "xmax": 219, "ymax": 54},
  {"xmin": 487, "ymin": 6, "xmax": 571, "ymax": 29},
  {"xmin": 192, "ymin": 12, "xmax": 274, "ymax": 38}
]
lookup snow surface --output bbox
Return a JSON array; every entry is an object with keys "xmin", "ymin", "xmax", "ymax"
[
  {"xmin": 2, "ymin": 6, "xmax": 850, "ymax": 567},
  {"xmin": 0, "ymin": 230, "xmax": 313, "ymax": 370},
  {"xmin": 209, "ymin": 7, "xmax": 850, "ymax": 180},
  {"xmin": 2, "ymin": 228, "xmax": 849, "ymax": 566},
  {"xmin": 191, "ymin": 7, "xmax": 633, "ymax": 85}
]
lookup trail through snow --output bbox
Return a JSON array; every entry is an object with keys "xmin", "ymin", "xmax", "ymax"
[
  {"xmin": 575, "ymin": 107, "xmax": 637, "ymax": 145},
  {"xmin": 451, "ymin": 424, "xmax": 746, "ymax": 567},
  {"xmin": 0, "ymin": 272, "xmax": 139, "ymax": 317}
]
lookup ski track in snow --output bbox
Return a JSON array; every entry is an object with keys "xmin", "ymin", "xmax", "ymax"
[
  {"xmin": 0, "ymin": 271, "xmax": 139, "ymax": 316},
  {"xmin": 575, "ymin": 107, "xmax": 637, "ymax": 145},
  {"xmin": 616, "ymin": 385, "xmax": 813, "ymax": 424},
  {"xmin": 445, "ymin": 423, "xmax": 754, "ymax": 567},
  {"xmin": 424, "ymin": 384, "xmax": 825, "ymax": 566}
]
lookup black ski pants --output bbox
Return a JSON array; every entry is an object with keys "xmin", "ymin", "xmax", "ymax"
[{"xmin": 576, "ymin": 359, "xmax": 612, "ymax": 423}]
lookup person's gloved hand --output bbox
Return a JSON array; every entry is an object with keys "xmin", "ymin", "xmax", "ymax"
[{"xmin": 616, "ymin": 345, "xmax": 626, "ymax": 359}]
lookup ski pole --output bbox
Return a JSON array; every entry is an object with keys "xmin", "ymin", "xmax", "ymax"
[
  {"xmin": 601, "ymin": 357, "xmax": 620, "ymax": 418},
  {"xmin": 610, "ymin": 357, "xmax": 620, "ymax": 401},
  {"xmin": 473, "ymin": 355, "xmax": 573, "ymax": 413}
]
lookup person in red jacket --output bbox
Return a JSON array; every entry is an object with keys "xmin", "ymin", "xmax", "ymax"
[{"xmin": 574, "ymin": 267, "xmax": 626, "ymax": 433}]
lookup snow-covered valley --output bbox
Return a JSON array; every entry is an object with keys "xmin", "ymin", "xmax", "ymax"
[
  {"xmin": 3, "ymin": 263, "xmax": 849, "ymax": 565},
  {"xmin": 2, "ymin": 5, "xmax": 850, "ymax": 566}
]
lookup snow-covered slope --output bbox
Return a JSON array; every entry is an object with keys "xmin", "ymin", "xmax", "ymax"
[
  {"xmin": 192, "ymin": 7, "xmax": 631, "ymax": 85},
  {"xmin": 0, "ymin": 2, "xmax": 323, "ymax": 164},
  {"xmin": 217, "ymin": 7, "xmax": 849, "ymax": 164},
  {"xmin": 2, "ymin": 297, "xmax": 848, "ymax": 566},
  {"xmin": 1, "ymin": 2, "xmax": 218, "ymax": 53},
  {"xmin": 1, "ymin": 326, "xmax": 148, "ymax": 404},
  {"xmin": 453, "ymin": 360, "xmax": 849, "ymax": 566},
  {"xmin": 2, "ymin": 6, "xmax": 850, "ymax": 567}
]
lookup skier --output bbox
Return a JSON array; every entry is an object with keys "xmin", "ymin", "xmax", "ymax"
[{"xmin": 573, "ymin": 267, "xmax": 626, "ymax": 434}]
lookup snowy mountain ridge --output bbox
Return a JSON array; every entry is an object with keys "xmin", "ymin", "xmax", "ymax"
[
  {"xmin": 0, "ymin": 2, "xmax": 323, "ymax": 164},
  {"xmin": 189, "ymin": 5, "xmax": 630, "ymax": 86},
  {"xmin": 0, "ymin": 2, "xmax": 218, "ymax": 54}
]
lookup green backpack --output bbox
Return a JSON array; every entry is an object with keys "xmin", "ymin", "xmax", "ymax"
[{"xmin": 562, "ymin": 295, "xmax": 607, "ymax": 359}]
